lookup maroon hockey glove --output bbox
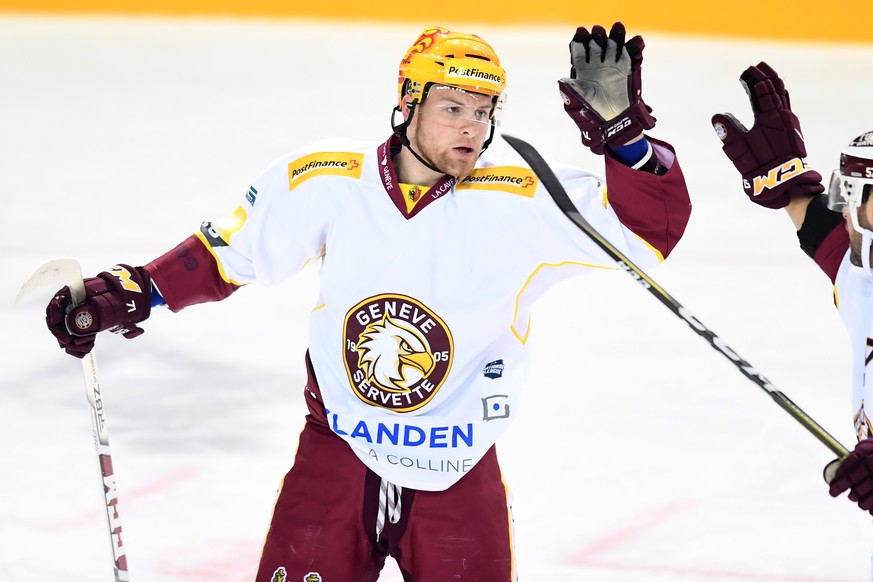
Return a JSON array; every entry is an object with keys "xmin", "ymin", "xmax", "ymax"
[
  {"xmin": 711, "ymin": 62, "xmax": 823, "ymax": 209},
  {"xmin": 45, "ymin": 264, "xmax": 152, "ymax": 358},
  {"xmin": 826, "ymin": 439, "xmax": 873, "ymax": 515},
  {"xmin": 558, "ymin": 22, "xmax": 656, "ymax": 155}
]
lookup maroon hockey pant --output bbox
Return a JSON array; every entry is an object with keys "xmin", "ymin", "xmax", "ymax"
[{"xmin": 255, "ymin": 417, "xmax": 515, "ymax": 581}]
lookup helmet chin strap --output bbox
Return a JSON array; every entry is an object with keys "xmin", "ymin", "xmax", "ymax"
[{"xmin": 391, "ymin": 103, "xmax": 447, "ymax": 176}]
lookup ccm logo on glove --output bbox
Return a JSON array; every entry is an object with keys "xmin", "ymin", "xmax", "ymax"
[{"xmin": 744, "ymin": 157, "xmax": 817, "ymax": 197}]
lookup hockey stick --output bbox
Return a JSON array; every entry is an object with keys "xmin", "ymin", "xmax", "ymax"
[
  {"xmin": 15, "ymin": 259, "xmax": 131, "ymax": 582},
  {"xmin": 502, "ymin": 133, "xmax": 850, "ymax": 466}
]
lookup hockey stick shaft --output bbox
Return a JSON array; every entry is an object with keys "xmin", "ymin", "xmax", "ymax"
[
  {"xmin": 503, "ymin": 134, "xmax": 850, "ymax": 459},
  {"xmin": 16, "ymin": 259, "xmax": 131, "ymax": 581}
]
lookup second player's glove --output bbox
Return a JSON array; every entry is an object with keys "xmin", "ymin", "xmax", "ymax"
[
  {"xmin": 558, "ymin": 22, "xmax": 656, "ymax": 155},
  {"xmin": 711, "ymin": 62, "xmax": 823, "ymax": 209},
  {"xmin": 825, "ymin": 439, "xmax": 873, "ymax": 515},
  {"xmin": 45, "ymin": 264, "xmax": 153, "ymax": 358}
]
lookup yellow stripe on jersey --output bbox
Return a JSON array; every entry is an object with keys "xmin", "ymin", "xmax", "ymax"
[
  {"xmin": 193, "ymin": 230, "xmax": 247, "ymax": 286},
  {"xmin": 457, "ymin": 166, "xmax": 538, "ymax": 197},
  {"xmin": 212, "ymin": 205, "xmax": 248, "ymax": 243},
  {"xmin": 301, "ymin": 244, "xmax": 326, "ymax": 271},
  {"xmin": 287, "ymin": 151, "xmax": 364, "ymax": 192},
  {"xmin": 511, "ymin": 260, "xmax": 617, "ymax": 343},
  {"xmin": 499, "ymin": 471, "xmax": 518, "ymax": 582}
]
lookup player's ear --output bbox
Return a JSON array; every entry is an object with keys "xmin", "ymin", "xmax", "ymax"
[{"xmin": 400, "ymin": 95, "xmax": 416, "ymax": 122}]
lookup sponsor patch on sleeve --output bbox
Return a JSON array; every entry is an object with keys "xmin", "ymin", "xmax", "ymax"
[
  {"xmin": 456, "ymin": 166, "xmax": 538, "ymax": 197},
  {"xmin": 287, "ymin": 152, "xmax": 364, "ymax": 192}
]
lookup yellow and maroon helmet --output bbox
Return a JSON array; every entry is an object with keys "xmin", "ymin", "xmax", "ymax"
[
  {"xmin": 397, "ymin": 27, "xmax": 506, "ymax": 107},
  {"xmin": 392, "ymin": 27, "xmax": 507, "ymax": 165}
]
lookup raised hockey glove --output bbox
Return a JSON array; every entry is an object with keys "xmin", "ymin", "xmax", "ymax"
[
  {"xmin": 45, "ymin": 264, "xmax": 152, "ymax": 358},
  {"xmin": 558, "ymin": 22, "xmax": 656, "ymax": 155},
  {"xmin": 826, "ymin": 439, "xmax": 873, "ymax": 515},
  {"xmin": 711, "ymin": 62, "xmax": 823, "ymax": 209}
]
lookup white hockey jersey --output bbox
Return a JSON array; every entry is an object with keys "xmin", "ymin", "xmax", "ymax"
[
  {"xmin": 834, "ymin": 254, "xmax": 873, "ymax": 440},
  {"xmin": 147, "ymin": 134, "xmax": 690, "ymax": 491}
]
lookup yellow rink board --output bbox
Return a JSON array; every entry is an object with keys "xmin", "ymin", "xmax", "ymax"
[{"xmin": 1, "ymin": 0, "xmax": 870, "ymax": 44}]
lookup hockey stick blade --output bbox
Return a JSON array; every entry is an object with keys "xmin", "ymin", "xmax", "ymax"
[
  {"xmin": 502, "ymin": 133, "xmax": 850, "ymax": 460},
  {"xmin": 15, "ymin": 258, "xmax": 86, "ymax": 306},
  {"xmin": 16, "ymin": 258, "xmax": 132, "ymax": 581}
]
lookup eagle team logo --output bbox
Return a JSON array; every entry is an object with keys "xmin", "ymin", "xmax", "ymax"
[{"xmin": 344, "ymin": 294, "xmax": 453, "ymax": 412}]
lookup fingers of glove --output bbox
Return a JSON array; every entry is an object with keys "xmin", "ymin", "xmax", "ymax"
[
  {"xmin": 607, "ymin": 22, "xmax": 626, "ymax": 61},
  {"xmin": 754, "ymin": 61, "xmax": 791, "ymax": 108},
  {"xmin": 858, "ymin": 491, "xmax": 873, "ymax": 512},
  {"xmin": 624, "ymin": 34, "xmax": 645, "ymax": 69},
  {"xmin": 121, "ymin": 324, "xmax": 145, "ymax": 340},
  {"xmin": 64, "ymin": 335, "xmax": 95, "ymax": 359},
  {"xmin": 830, "ymin": 479, "xmax": 850, "ymax": 497},
  {"xmin": 572, "ymin": 26, "xmax": 591, "ymax": 44},
  {"xmin": 46, "ymin": 286, "xmax": 72, "ymax": 326},
  {"xmin": 829, "ymin": 459, "xmax": 860, "ymax": 496},
  {"xmin": 589, "ymin": 25, "xmax": 608, "ymax": 62},
  {"xmin": 740, "ymin": 70, "xmax": 781, "ymax": 114},
  {"xmin": 569, "ymin": 26, "xmax": 592, "ymax": 70},
  {"xmin": 843, "ymin": 456, "xmax": 873, "ymax": 487},
  {"xmin": 46, "ymin": 286, "xmax": 77, "ymax": 348},
  {"xmin": 755, "ymin": 61, "xmax": 785, "ymax": 95},
  {"xmin": 848, "ymin": 477, "xmax": 873, "ymax": 505}
]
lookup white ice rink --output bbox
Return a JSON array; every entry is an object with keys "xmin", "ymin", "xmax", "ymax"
[{"xmin": 3, "ymin": 15, "xmax": 873, "ymax": 581}]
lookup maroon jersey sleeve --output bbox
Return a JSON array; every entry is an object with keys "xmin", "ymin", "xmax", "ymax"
[
  {"xmin": 603, "ymin": 137, "xmax": 691, "ymax": 259},
  {"xmin": 144, "ymin": 234, "xmax": 239, "ymax": 312}
]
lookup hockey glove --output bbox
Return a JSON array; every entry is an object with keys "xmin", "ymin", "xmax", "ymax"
[
  {"xmin": 711, "ymin": 62, "xmax": 823, "ymax": 209},
  {"xmin": 558, "ymin": 22, "xmax": 656, "ymax": 155},
  {"xmin": 826, "ymin": 439, "xmax": 873, "ymax": 515},
  {"xmin": 46, "ymin": 264, "xmax": 152, "ymax": 358}
]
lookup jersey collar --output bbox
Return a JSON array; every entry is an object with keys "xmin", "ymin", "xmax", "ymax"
[{"xmin": 378, "ymin": 135, "xmax": 457, "ymax": 220}]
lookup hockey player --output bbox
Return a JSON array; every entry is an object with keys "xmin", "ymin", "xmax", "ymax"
[
  {"xmin": 45, "ymin": 24, "xmax": 691, "ymax": 581},
  {"xmin": 711, "ymin": 63, "xmax": 873, "ymax": 520}
]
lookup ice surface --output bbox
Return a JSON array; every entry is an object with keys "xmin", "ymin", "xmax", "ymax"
[{"xmin": 2, "ymin": 15, "xmax": 872, "ymax": 581}]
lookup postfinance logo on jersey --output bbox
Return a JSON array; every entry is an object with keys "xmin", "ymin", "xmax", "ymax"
[
  {"xmin": 344, "ymin": 294, "xmax": 453, "ymax": 412},
  {"xmin": 457, "ymin": 165, "xmax": 538, "ymax": 197},
  {"xmin": 287, "ymin": 151, "xmax": 364, "ymax": 191}
]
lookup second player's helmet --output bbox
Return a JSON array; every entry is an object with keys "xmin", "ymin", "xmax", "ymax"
[
  {"xmin": 397, "ymin": 27, "xmax": 507, "ymax": 107},
  {"xmin": 828, "ymin": 130, "xmax": 873, "ymax": 273},
  {"xmin": 828, "ymin": 130, "xmax": 873, "ymax": 212}
]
